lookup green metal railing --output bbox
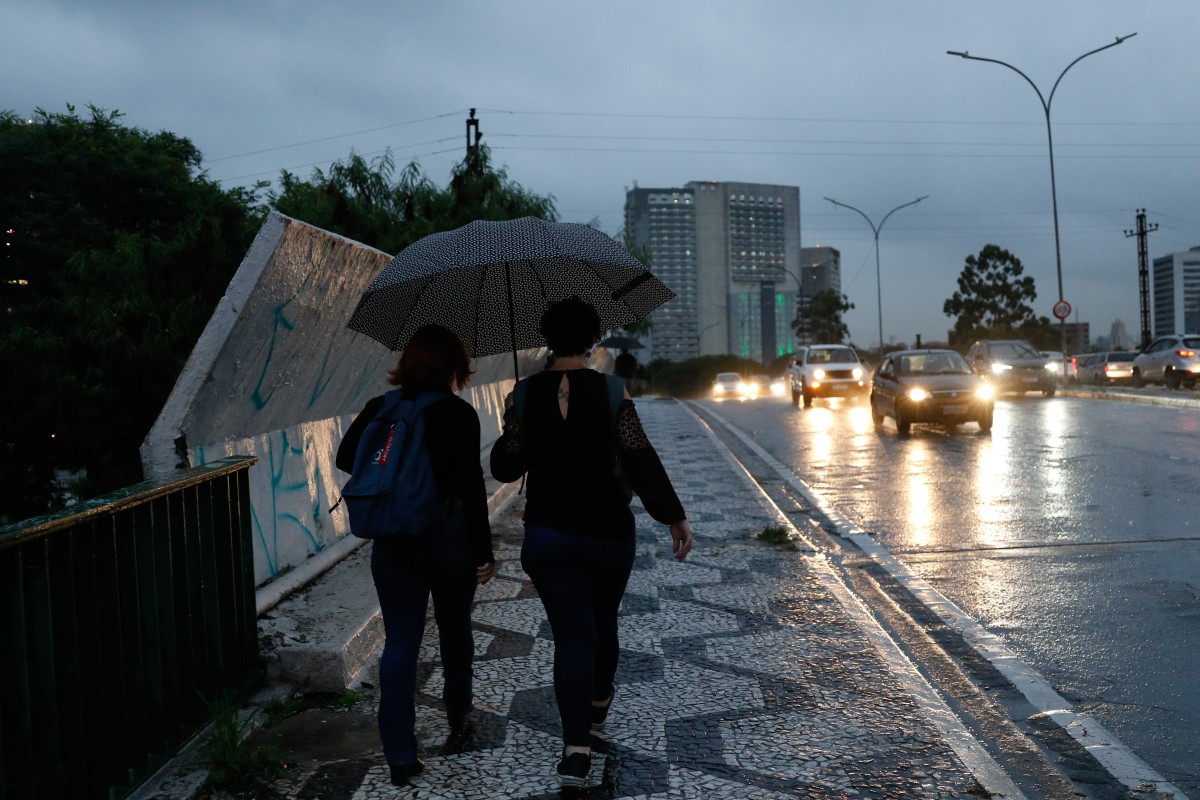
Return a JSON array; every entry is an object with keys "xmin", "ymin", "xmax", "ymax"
[{"xmin": 0, "ymin": 456, "xmax": 259, "ymax": 800}]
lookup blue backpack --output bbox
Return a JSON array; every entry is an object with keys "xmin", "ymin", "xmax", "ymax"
[{"xmin": 341, "ymin": 389, "xmax": 449, "ymax": 539}]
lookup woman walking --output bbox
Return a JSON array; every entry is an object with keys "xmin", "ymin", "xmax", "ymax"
[
  {"xmin": 337, "ymin": 324, "xmax": 494, "ymax": 787},
  {"xmin": 490, "ymin": 297, "xmax": 694, "ymax": 788}
]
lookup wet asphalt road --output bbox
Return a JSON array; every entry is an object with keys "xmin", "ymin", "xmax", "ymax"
[{"xmin": 697, "ymin": 391, "xmax": 1200, "ymax": 795}]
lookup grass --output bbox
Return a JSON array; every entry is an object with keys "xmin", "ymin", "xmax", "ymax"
[
  {"xmin": 756, "ymin": 525, "xmax": 798, "ymax": 550},
  {"xmin": 199, "ymin": 697, "xmax": 287, "ymax": 791}
]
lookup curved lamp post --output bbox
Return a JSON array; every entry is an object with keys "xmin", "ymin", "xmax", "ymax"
[
  {"xmin": 947, "ymin": 34, "xmax": 1136, "ymax": 363},
  {"xmin": 823, "ymin": 195, "xmax": 928, "ymax": 352}
]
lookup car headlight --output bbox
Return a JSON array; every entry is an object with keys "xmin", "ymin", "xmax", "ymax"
[
  {"xmin": 714, "ymin": 384, "xmax": 725, "ymax": 393},
  {"xmin": 907, "ymin": 387, "xmax": 929, "ymax": 402},
  {"xmin": 976, "ymin": 384, "xmax": 995, "ymax": 400},
  {"xmin": 991, "ymin": 363, "xmax": 1012, "ymax": 374},
  {"xmin": 812, "ymin": 369, "xmax": 826, "ymax": 380},
  {"xmin": 1045, "ymin": 362, "xmax": 1060, "ymax": 373},
  {"xmin": 852, "ymin": 367, "xmax": 863, "ymax": 379},
  {"xmin": 736, "ymin": 382, "xmax": 747, "ymax": 393}
]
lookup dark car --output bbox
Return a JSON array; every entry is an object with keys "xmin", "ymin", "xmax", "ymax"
[
  {"xmin": 967, "ymin": 339, "xmax": 1056, "ymax": 396},
  {"xmin": 870, "ymin": 349, "xmax": 995, "ymax": 434}
]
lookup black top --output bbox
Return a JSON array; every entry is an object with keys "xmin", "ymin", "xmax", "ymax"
[
  {"xmin": 490, "ymin": 369, "xmax": 686, "ymax": 538},
  {"xmin": 337, "ymin": 390, "xmax": 493, "ymax": 566}
]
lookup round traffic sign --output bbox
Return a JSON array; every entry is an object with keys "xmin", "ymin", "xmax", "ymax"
[{"xmin": 1053, "ymin": 300, "xmax": 1072, "ymax": 320}]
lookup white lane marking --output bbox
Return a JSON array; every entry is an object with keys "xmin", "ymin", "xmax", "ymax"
[{"xmin": 685, "ymin": 402, "xmax": 1028, "ymax": 800}]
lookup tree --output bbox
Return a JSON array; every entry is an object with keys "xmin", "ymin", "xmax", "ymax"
[
  {"xmin": 943, "ymin": 245, "xmax": 1046, "ymax": 344},
  {"xmin": 792, "ymin": 289, "xmax": 854, "ymax": 344},
  {"xmin": 0, "ymin": 106, "xmax": 260, "ymax": 522},
  {"xmin": 268, "ymin": 143, "xmax": 556, "ymax": 256}
]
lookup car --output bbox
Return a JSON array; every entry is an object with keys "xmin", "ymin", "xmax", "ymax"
[
  {"xmin": 740, "ymin": 374, "xmax": 774, "ymax": 399},
  {"xmin": 1077, "ymin": 351, "xmax": 1138, "ymax": 384},
  {"xmin": 1132, "ymin": 334, "xmax": 1200, "ymax": 388},
  {"xmin": 788, "ymin": 344, "xmax": 868, "ymax": 407},
  {"xmin": 711, "ymin": 371, "xmax": 743, "ymax": 399},
  {"xmin": 1039, "ymin": 350, "xmax": 1078, "ymax": 383},
  {"xmin": 967, "ymin": 339, "xmax": 1056, "ymax": 396},
  {"xmin": 870, "ymin": 349, "xmax": 995, "ymax": 434}
]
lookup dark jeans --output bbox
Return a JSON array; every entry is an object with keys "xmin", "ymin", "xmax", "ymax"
[
  {"xmin": 370, "ymin": 512, "xmax": 477, "ymax": 766},
  {"xmin": 521, "ymin": 524, "xmax": 636, "ymax": 747}
]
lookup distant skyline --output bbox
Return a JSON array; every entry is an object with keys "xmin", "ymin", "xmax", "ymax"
[{"xmin": 5, "ymin": 1, "xmax": 1199, "ymax": 347}]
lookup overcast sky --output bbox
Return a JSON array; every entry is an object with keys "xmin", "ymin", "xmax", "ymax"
[{"xmin": 6, "ymin": 1, "xmax": 1199, "ymax": 349}]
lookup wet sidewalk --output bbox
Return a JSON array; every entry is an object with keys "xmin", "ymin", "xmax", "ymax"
[{"xmin": 209, "ymin": 398, "xmax": 1019, "ymax": 799}]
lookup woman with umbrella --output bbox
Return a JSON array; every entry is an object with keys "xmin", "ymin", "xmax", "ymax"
[
  {"xmin": 490, "ymin": 297, "xmax": 695, "ymax": 788},
  {"xmin": 337, "ymin": 324, "xmax": 495, "ymax": 787}
]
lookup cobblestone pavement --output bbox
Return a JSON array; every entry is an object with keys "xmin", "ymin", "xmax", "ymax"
[{"xmin": 255, "ymin": 398, "xmax": 997, "ymax": 799}]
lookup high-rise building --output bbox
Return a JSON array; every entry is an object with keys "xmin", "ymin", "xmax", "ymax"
[
  {"xmin": 1151, "ymin": 246, "xmax": 1200, "ymax": 335},
  {"xmin": 625, "ymin": 181, "xmax": 802, "ymax": 363},
  {"xmin": 1109, "ymin": 318, "xmax": 1134, "ymax": 350}
]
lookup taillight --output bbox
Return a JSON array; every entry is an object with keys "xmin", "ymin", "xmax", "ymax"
[
  {"xmin": 1177, "ymin": 349, "xmax": 1196, "ymax": 358},
  {"xmin": 1103, "ymin": 363, "xmax": 1111, "ymax": 372}
]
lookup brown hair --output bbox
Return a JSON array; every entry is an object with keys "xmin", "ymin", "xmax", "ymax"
[{"xmin": 387, "ymin": 324, "xmax": 472, "ymax": 392}]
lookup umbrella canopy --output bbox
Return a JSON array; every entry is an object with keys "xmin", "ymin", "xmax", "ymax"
[
  {"xmin": 348, "ymin": 217, "xmax": 674, "ymax": 376},
  {"xmin": 598, "ymin": 335, "xmax": 644, "ymax": 351}
]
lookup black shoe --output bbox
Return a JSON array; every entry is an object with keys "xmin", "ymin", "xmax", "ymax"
[
  {"xmin": 389, "ymin": 758, "xmax": 425, "ymax": 786},
  {"xmin": 557, "ymin": 749, "xmax": 591, "ymax": 788},
  {"xmin": 441, "ymin": 718, "xmax": 473, "ymax": 755},
  {"xmin": 591, "ymin": 687, "xmax": 614, "ymax": 730}
]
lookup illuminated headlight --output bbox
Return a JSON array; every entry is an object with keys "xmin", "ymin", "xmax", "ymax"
[
  {"xmin": 714, "ymin": 384, "xmax": 726, "ymax": 393},
  {"xmin": 771, "ymin": 382, "xmax": 786, "ymax": 396},
  {"xmin": 736, "ymin": 381, "xmax": 747, "ymax": 393},
  {"xmin": 991, "ymin": 363, "xmax": 1012, "ymax": 375},
  {"xmin": 1045, "ymin": 362, "xmax": 1060, "ymax": 373},
  {"xmin": 812, "ymin": 369, "xmax": 826, "ymax": 380},
  {"xmin": 852, "ymin": 367, "xmax": 863, "ymax": 379},
  {"xmin": 747, "ymin": 381, "xmax": 760, "ymax": 393},
  {"xmin": 907, "ymin": 387, "xmax": 929, "ymax": 402},
  {"xmin": 975, "ymin": 384, "xmax": 995, "ymax": 400}
]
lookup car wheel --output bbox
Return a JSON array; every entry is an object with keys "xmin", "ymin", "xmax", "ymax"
[
  {"xmin": 1042, "ymin": 385, "xmax": 1056, "ymax": 398},
  {"xmin": 1166, "ymin": 369, "xmax": 1182, "ymax": 389},
  {"xmin": 978, "ymin": 407, "xmax": 993, "ymax": 432},
  {"xmin": 894, "ymin": 404, "xmax": 911, "ymax": 435},
  {"xmin": 802, "ymin": 390, "xmax": 813, "ymax": 408},
  {"xmin": 870, "ymin": 395, "xmax": 884, "ymax": 427},
  {"xmin": 1132, "ymin": 369, "xmax": 1145, "ymax": 388}
]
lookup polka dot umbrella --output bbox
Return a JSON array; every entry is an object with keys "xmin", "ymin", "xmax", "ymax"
[{"xmin": 348, "ymin": 217, "xmax": 676, "ymax": 378}]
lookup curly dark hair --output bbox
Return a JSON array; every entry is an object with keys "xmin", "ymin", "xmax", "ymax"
[
  {"xmin": 387, "ymin": 324, "xmax": 473, "ymax": 391},
  {"xmin": 539, "ymin": 296, "xmax": 601, "ymax": 356}
]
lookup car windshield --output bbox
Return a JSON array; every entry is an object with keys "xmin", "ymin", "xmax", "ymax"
[
  {"xmin": 990, "ymin": 341, "xmax": 1041, "ymax": 359},
  {"xmin": 1110, "ymin": 352, "xmax": 1137, "ymax": 362},
  {"xmin": 1183, "ymin": 338, "xmax": 1200, "ymax": 350},
  {"xmin": 715, "ymin": 372, "xmax": 740, "ymax": 382},
  {"xmin": 807, "ymin": 347, "xmax": 856, "ymax": 364},
  {"xmin": 897, "ymin": 352, "xmax": 971, "ymax": 375}
]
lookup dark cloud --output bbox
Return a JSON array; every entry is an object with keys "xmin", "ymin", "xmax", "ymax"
[{"xmin": 4, "ymin": 0, "xmax": 1198, "ymax": 345}]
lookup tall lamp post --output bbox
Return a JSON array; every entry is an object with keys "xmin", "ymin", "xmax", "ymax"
[
  {"xmin": 823, "ymin": 195, "xmax": 928, "ymax": 353},
  {"xmin": 947, "ymin": 34, "xmax": 1136, "ymax": 364}
]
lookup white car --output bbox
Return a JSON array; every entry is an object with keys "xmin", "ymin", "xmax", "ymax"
[
  {"xmin": 1132, "ymin": 334, "xmax": 1200, "ymax": 389},
  {"xmin": 711, "ymin": 372, "xmax": 743, "ymax": 399},
  {"xmin": 789, "ymin": 344, "xmax": 868, "ymax": 407}
]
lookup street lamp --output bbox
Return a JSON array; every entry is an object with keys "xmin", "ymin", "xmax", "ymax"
[
  {"xmin": 947, "ymin": 33, "xmax": 1136, "ymax": 364},
  {"xmin": 823, "ymin": 195, "xmax": 928, "ymax": 353}
]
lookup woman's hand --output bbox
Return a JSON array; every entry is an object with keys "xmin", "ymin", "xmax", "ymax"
[
  {"xmin": 476, "ymin": 561, "xmax": 495, "ymax": 584},
  {"xmin": 669, "ymin": 520, "xmax": 694, "ymax": 562}
]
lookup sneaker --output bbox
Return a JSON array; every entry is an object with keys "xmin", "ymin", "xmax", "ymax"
[
  {"xmin": 389, "ymin": 758, "xmax": 425, "ymax": 786},
  {"xmin": 591, "ymin": 687, "xmax": 614, "ymax": 731},
  {"xmin": 556, "ymin": 749, "xmax": 591, "ymax": 788}
]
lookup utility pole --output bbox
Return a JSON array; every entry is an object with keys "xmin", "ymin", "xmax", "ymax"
[
  {"xmin": 1124, "ymin": 209, "xmax": 1158, "ymax": 349},
  {"xmin": 466, "ymin": 108, "xmax": 481, "ymax": 154}
]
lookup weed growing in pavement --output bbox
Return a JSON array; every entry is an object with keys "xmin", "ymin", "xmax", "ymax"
[
  {"xmin": 756, "ymin": 525, "xmax": 797, "ymax": 550},
  {"xmin": 331, "ymin": 689, "xmax": 362, "ymax": 709},
  {"xmin": 199, "ymin": 697, "xmax": 286, "ymax": 790}
]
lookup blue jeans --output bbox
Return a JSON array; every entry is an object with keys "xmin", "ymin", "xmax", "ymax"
[
  {"xmin": 521, "ymin": 524, "xmax": 636, "ymax": 747},
  {"xmin": 371, "ymin": 512, "xmax": 477, "ymax": 765}
]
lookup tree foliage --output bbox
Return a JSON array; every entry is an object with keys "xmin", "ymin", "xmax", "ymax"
[
  {"xmin": 792, "ymin": 289, "xmax": 854, "ymax": 344},
  {"xmin": 0, "ymin": 106, "xmax": 261, "ymax": 521},
  {"xmin": 943, "ymin": 244, "xmax": 1050, "ymax": 345},
  {"xmin": 268, "ymin": 144, "xmax": 556, "ymax": 255}
]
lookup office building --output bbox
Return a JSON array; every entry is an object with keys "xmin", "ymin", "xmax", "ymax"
[
  {"xmin": 1109, "ymin": 319, "xmax": 1134, "ymax": 350},
  {"xmin": 624, "ymin": 181, "xmax": 802, "ymax": 363},
  {"xmin": 1151, "ymin": 246, "xmax": 1200, "ymax": 335}
]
